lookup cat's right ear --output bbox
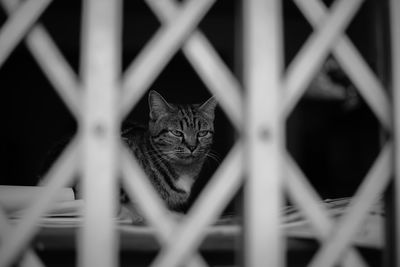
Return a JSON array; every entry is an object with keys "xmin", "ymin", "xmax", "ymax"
[
  {"xmin": 199, "ymin": 96, "xmax": 217, "ymax": 121},
  {"xmin": 148, "ymin": 90, "xmax": 172, "ymax": 120}
]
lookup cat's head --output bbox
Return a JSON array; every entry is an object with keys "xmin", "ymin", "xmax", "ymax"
[{"xmin": 148, "ymin": 90, "xmax": 217, "ymax": 165}]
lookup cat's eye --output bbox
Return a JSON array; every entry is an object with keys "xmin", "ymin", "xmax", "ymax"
[
  {"xmin": 170, "ymin": 130, "xmax": 183, "ymax": 137},
  {"xmin": 197, "ymin": 131, "xmax": 210, "ymax": 137}
]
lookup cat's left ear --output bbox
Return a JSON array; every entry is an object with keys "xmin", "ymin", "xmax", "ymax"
[
  {"xmin": 199, "ymin": 96, "xmax": 217, "ymax": 120},
  {"xmin": 148, "ymin": 90, "xmax": 173, "ymax": 120}
]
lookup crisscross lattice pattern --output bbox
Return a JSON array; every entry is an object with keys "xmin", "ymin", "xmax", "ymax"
[{"xmin": 0, "ymin": 0, "xmax": 398, "ymax": 266}]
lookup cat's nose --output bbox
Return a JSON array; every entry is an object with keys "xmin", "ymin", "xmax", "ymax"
[{"xmin": 187, "ymin": 144, "xmax": 197, "ymax": 153}]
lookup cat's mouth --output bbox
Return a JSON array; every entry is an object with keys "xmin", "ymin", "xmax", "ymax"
[
  {"xmin": 181, "ymin": 154, "xmax": 196, "ymax": 160},
  {"xmin": 173, "ymin": 153, "xmax": 199, "ymax": 164}
]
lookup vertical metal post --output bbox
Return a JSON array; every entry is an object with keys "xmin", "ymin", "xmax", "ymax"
[
  {"xmin": 374, "ymin": 4, "xmax": 393, "ymax": 264},
  {"xmin": 79, "ymin": 0, "xmax": 121, "ymax": 266},
  {"xmin": 391, "ymin": 0, "xmax": 400, "ymax": 265},
  {"xmin": 243, "ymin": 0, "xmax": 284, "ymax": 266}
]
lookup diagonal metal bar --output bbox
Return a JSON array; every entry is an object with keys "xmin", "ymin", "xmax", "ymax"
[
  {"xmin": 120, "ymin": 145, "xmax": 177, "ymax": 236},
  {"xmin": 0, "ymin": 0, "xmax": 82, "ymax": 118},
  {"xmin": 25, "ymin": 26, "xmax": 82, "ymax": 118},
  {"xmin": 391, "ymin": 0, "xmax": 400, "ymax": 264},
  {"xmin": 121, "ymin": 0, "xmax": 215, "ymax": 117},
  {"xmin": 150, "ymin": 142, "xmax": 244, "ymax": 267},
  {"xmin": 120, "ymin": 145, "xmax": 208, "ymax": 267},
  {"xmin": 0, "ymin": 137, "xmax": 79, "ymax": 267},
  {"xmin": 0, "ymin": 0, "xmax": 51, "ymax": 68},
  {"xmin": 18, "ymin": 251, "xmax": 45, "ymax": 267},
  {"xmin": 283, "ymin": 0, "xmax": 364, "ymax": 118},
  {"xmin": 293, "ymin": 0, "xmax": 391, "ymax": 130},
  {"xmin": 285, "ymin": 153, "xmax": 368, "ymax": 267},
  {"xmin": 145, "ymin": 0, "xmax": 243, "ymax": 131},
  {"xmin": 310, "ymin": 143, "xmax": 392, "ymax": 267},
  {"xmin": 0, "ymin": 209, "xmax": 44, "ymax": 267}
]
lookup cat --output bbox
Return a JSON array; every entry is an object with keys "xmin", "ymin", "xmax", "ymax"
[
  {"xmin": 39, "ymin": 90, "xmax": 217, "ymax": 220},
  {"xmin": 121, "ymin": 90, "xmax": 217, "ymax": 213}
]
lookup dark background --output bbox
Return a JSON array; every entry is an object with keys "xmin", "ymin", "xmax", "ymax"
[{"xmin": 0, "ymin": 0, "xmax": 388, "ymax": 200}]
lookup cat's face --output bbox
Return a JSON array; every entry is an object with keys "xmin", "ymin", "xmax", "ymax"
[{"xmin": 148, "ymin": 91, "xmax": 217, "ymax": 165}]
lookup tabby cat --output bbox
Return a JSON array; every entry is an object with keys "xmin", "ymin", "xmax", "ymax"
[
  {"xmin": 121, "ymin": 90, "xmax": 217, "ymax": 212},
  {"xmin": 39, "ymin": 90, "xmax": 216, "ymax": 220}
]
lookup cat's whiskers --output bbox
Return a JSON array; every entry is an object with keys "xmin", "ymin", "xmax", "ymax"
[{"xmin": 206, "ymin": 152, "xmax": 221, "ymax": 164}]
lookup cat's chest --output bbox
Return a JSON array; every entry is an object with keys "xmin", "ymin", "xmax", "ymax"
[{"xmin": 174, "ymin": 174, "xmax": 195, "ymax": 193}]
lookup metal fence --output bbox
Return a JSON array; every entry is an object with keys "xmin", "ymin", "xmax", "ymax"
[{"xmin": 0, "ymin": 0, "xmax": 398, "ymax": 266}]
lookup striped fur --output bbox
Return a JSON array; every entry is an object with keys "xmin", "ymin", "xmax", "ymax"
[{"xmin": 122, "ymin": 91, "xmax": 217, "ymax": 211}]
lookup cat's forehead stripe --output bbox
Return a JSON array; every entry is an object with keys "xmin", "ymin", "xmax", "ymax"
[
  {"xmin": 178, "ymin": 106, "xmax": 185, "ymax": 115},
  {"xmin": 183, "ymin": 116, "xmax": 191, "ymax": 128},
  {"xmin": 166, "ymin": 104, "xmax": 211, "ymax": 131},
  {"xmin": 193, "ymin": 117, "xmax": 198, "ymax": 129}
]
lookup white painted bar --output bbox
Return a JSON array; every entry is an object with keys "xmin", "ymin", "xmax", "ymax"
[
  {"xmin": 283, "ymin": 0, "xmax": 363, "ymax": 117},
  {"xmin": 120, "ymin": 146, "xmax": 208, "ymax": 267},
  {"xmin": 19, "ymin": 252, "xmax": 45, "ymax": 267},
  {"xmin": 0, "ymin": 206, "xmax": 44, "ymax": 267},
  {"xmin": 285, "ymin": 154, "xmax": 367, "ymax": 267},
  {"xmin": 0, "ymin": 139, "xmax": 78, "ymax": 267},
  {"xmin": 243, "ymin": 0, "xmax": 284, "ymax": 266},
  {"xmin": 310, "ymin": 144, "xmax": 392, "ymax": 267},
  {"xmin": 121, "ymin": 0, "xmax": 215, "ymax": 117},
  {"xmin": 293, "ymin": 0, "xmax": 391, "ymax": 131},
  {"xmin": 145, "ymin": 0, "xmax": 243, "ymax": 130},
  {"xmin": 391, "ymin": 0, "xmax": 400, "ymax": 264},
  {"xmin": 79, "ymin": 0, "xmax": 121, "ymax": 266},
  {"xmin": 121, "ymin": 146, "xmax": 173, "ymax": 235},
  {"xmin": 151, "ymin": 143, "xmax": 244, "ymax": 267},
  {"xmin": 26, "ymin": 26, "xmax": 82, "ymax": 117},
  {"xmin": 0, "ymin": 0, "xmax": 51, "ymax": 68},
  {"xmin": 0, "ymin": 0, "xmax": 82, "ymax": 118}
]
